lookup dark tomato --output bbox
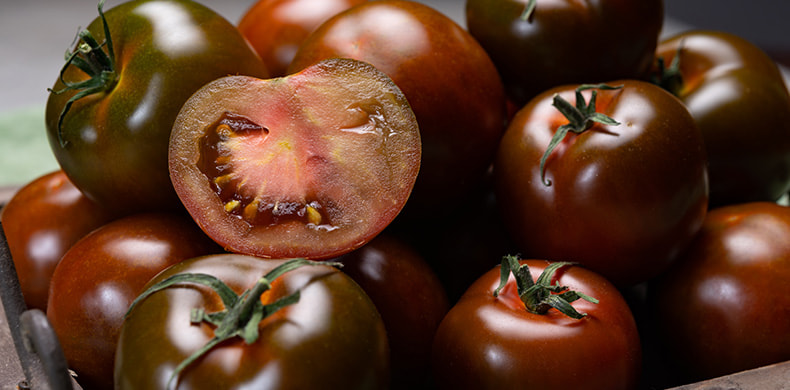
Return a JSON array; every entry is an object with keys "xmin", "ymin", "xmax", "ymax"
[
  {"xmin": 651, "ymin": 30, "xmax": 790, "ymax": 207},
  {"xmin": 46, "ymin": 213, "xmax": 222, "ymax": 390},
  {"xmin": 466, "ymin": 0, "xmax": 663, "ymax": 105},
  {"xmin": 45, "ymin": 0, "xmax": 269, "ymax": 215},
  {"xmin": 169, "ymin": 58, "xmax": 420, "ymax": 260},
  {"xmin": 648, "ymin": 202, "xmax": 790, "ymax": 384},
  {"xmin": 289, "ymin": 0, "xmax": 507, "ymax": 216},
  {"xmin": 433, "ymin": 259, "xmax": 642, "ymax": 389},
  {"xmin": 238, "ymin": 0, "xmax": 368, "ymax": 77},
  {"xmin": 494, "ymin": 81, "xmax": 709, "ymax": 286},
  {"xmin": 334, "ymin": 233, "xmax": 449, "ymax": 387},
  {"xmin": 0, "ymin": 170, "xmax": 114, "ymax": 310},
  {"xmin": 115, "ymin": 254, "xmax": 389, "ymax": 389}
]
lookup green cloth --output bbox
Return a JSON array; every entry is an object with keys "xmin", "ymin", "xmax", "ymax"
[{"xmin": 0, "ymin": 106, "xmax": 59, "ymax": 187}]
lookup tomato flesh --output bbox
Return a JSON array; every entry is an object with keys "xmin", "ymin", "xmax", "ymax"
[{"xmin": 169, "ymin": 58, "xmax": 421, "ymax": 259}]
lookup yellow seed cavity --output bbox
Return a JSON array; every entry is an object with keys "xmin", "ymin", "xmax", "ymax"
[
  {"xmin": 214, "ymin": 174, "xmax": 233, "ymax": 187},
  {"xmin": 306, "ymin": 205, "xmax": 322, "ymax": 225},
  {"xmin": 216, "ymin": 123, "xmax": 233, "ymax": 138},
  {"xmin": 243, "ymin": 199, "xmax": 260, "ymax": 221},
  {"xmin": 224, "ymin": 200, "xmax": 241, "ymax": 212}
]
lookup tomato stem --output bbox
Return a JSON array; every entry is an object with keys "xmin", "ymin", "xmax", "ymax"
[
  {"xmin": 48, "ymin": 0, "xmax": 118, "ymax": 147},
  {"xmin": 650, "ymin": 43, "xmax": 685, "ymax": 97},
  {"xmin": 520, "ymin": 0, "xmax": 537, "ymax": 21},
  {"xmin": 493, "ymin": 255, "xmax": 598, "ymax": 319},
  {"xmin": 540, "ymin": 84, "xmax": 622, "ymax": 186},
  {"xmin": 125, "ymin": 258, "xmax": 341, "ymax": 390}
]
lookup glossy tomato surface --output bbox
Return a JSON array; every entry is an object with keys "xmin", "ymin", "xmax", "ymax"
[
  {"xmin": 45, "ymin": 0, "xmax": 269, "ymax": 215},
  {"xmin": 334, "ymin": 233, "xmax": 449, "ymax": 387},
  {"xmin": 432, "ymin": 260, "xmax": 641, "ymax": 389},
  {"xmin": 238, "ymin": 0, "xmax": 368, "ymax": 76},
  {"xmin": 0, "ymin": 170, "xmax": 114, "ymax": 310},
  {"xmin": 169, "ymin": 58, "xmax": 420, "ymax": 260},
  {"xmin": 289, "ymin": 0, "xmax": 507, "ymax": 216},
  {"xmin": 466, "ymin": 0, "xmax": 663, "ymax": 105},
  {"xmin": 652, "ymin": 30, "xmax": 790, "ymax": 207},
  {"xmin": 494, "ymin": 81, "xmax": 709, "ymax": 286},
  {"xmin": 115, "ymin": 254, "xmax": 389, "ymax": 389},
  {"xmin": 648, "ymin": 202, "xmax": 790, "ymax": 384},
  {"xmin": 46, "ymin": 213, "xmax": 221, "ymax": 390}
]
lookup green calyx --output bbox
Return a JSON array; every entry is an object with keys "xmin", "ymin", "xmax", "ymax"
[
  {"xmin": 125, "ymin": 258, "xmax": 341, "ymax": 390},
  {"xmin": 539, "ymin": 84, "xmax": 623, "ymax": 186},
  {"xmin": 650, "ymin": 43, "xmax": 685, "ymax": 97},
  {"xmin": 48, "ymin": 0, "xmax": 117, "ymax": 147},
  {"xmin": 493, "ymin": 255, "xmax": 598, "ymax": 319}
]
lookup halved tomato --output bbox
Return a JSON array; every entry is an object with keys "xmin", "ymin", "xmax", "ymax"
[{"xmin": 168, "ymin": 58, "xmax": 421, "ymax": 259}]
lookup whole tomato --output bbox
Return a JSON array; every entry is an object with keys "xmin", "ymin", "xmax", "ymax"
[
  {"xmin": 494, "ymin": 81, "xmax": 709, "ymax": 286},
  {"xmin": 238, "ymin": 0, "xmax": 368, "ymax": 77},
  {"xmin": 46, "ymin": 213, "xmax": 222, "ymax": 390},
  {"xmin": 432, "ymin": 258, "xmax": 642, "ymax": 389},
  {"xmin": 334, "ymin": 233, "xmax": 449, "ymax": 387},
  {"xmin": 651, "ymin": 30, "xmax": 790, "ymax": 207},
  {"xmin": 466, "ymin": 0, "xmax": 663, "ymax": 105},
  {"xmin": 45, "ymin": 0, "xmax": 269, "ymax": 215},
  {"xmin": 115, "ymin": 254, "xmax": 389, "ymax": 389},
  {"xmin": 289, "ymin": 0, "xmax": 507, "ymax": 216},
  {"xmin": 648, "ymin": 202, "xmax": 790, "ymax": 384},
  {"xmin": 0, "ymin": 170, "xmax": 114, "ymax": 310}
]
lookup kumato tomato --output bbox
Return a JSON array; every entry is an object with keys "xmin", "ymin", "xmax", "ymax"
[
  {"xmin": 45, "ymin": 0, "xmax": 269, "ymax": 215},
  {"xmin": 0, "ymin": 170, "xmax": 114, "ymax": 310},
  {"xmin": 169, "ymin": 58, "xmax": 420, "ymax": 260},
  {"xmin": 433, "ymin": 258, "xmax": 641, "ymax": 389},
  {"xmin": 238, "ymin": 0, "xmax": 368, "ymax": 77},
  {"xmin": 289, "ymin": 0, "xmax": 507, "ymax": 217},
  {"xmin": 466, "ymin": 0, "xmax": 663, "ymax": 105},
  {"xmin": 46, "ymin": 213, "xmax": 222, "ymax": 390},
  {"xmin": 334, "ymin": 233, "xmax": 449, "ymax": 387},
  {"xmin": 651, "ymin": 30, "xmax": 790, "ymax": 207},
  {"xmin": 494, "ymin": 81, "xmax": 709, "ymax": 286},
  {"xmin": 648, "ymin": 202, "xmax": 790, "ymax": 385},
  {"xmin": 115, "ymin": 255, "xmax": 389, "ymax": 389}
]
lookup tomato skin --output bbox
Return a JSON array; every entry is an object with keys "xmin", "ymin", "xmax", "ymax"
[
  {"xmin": 115, "ymin": 254, "xmax": 389, "ymax": 390},
  {"xmin": 45, "ymin": 0, "xmax": 269, "ymax": 215},
  {"xmin": 289, "ymin": 0, "xmax": 507, "ymax": 216},
  {"xmin": 653, "ymin": 30, "xmax": 790, "ymax": 207},
  {"xmin": 46, "ymin": 213, "xmax": 222, "ymax": 390},
  {"xmin": 466, "ymin": 0, "xmax": 663, "ymax": 105},
  {"xmin": 334, "ymin": 233, "xmax": 449, "ymax": 387},
  {"xmin": 238, "ymin": 0, "xmax": 368, "ymax": 77},
  {"xmin": 0, "ymin": 170, "xmax": 114, "ymax": 310},
  {"xmin": 494, "ymin": 80, "xmax": 709, "ymax": 286},
  {"xmin": 648, "ymin": 202, "xmax": 790, "ymax": 384},
  {"xmin": 432, "ymin": 260, "xmax": 641, "ymax": 390}
]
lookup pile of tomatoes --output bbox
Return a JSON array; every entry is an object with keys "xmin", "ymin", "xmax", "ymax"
[{"xmin": 2, "ymin": 0, "xmax": 790, "ymax": 389}]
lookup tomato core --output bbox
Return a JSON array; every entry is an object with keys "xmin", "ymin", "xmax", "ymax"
[{"xmin": 199, "ymin": 112, "xmax": 335, "ymax": 231}]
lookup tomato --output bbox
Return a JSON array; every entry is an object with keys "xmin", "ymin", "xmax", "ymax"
[
  {"xmin": 288, "ymin": 0, "xmax": 507, "ymax": 216},
  {"xmin": 46, "ymin": 213, "xmax": 222, "ymax": 390},
  {"xmin": 0, "ymin": 170, "xmax": 114, "ymax": 310},
  {"xmin": 333, "ymin": 233, "xmax": 449, "ymax": 387},
  {"xmin": 647, "ymin": 202, "xmax": 790, "ymax": 384},
  {"xmin": 45, "ymin": 0, "xmax": 269, "ymax": 215},
  {"xmin": 650, "ymin": 30, "xmax": 790, "ymax": 207},
  {"xmin": 432, "ymin": 258, "xmax": 641, "ymax": 389},
  {"xmin": 494, "ymin": 81, "xmax": 709, "ymax": 287},
  {"xmin": 168, "ymin": 58, "xmax": 420, "ymax": 260},
  {"xmin": 465, "ymin": 0, "xmax": 663, "ymax": 105},
  {"xmin": 238, "ymin": 0, "xmax": 368, "ymax": 77},
  {"xmin": 115, "ymin": 254, "xmax": 389, "ymax": 389}
]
